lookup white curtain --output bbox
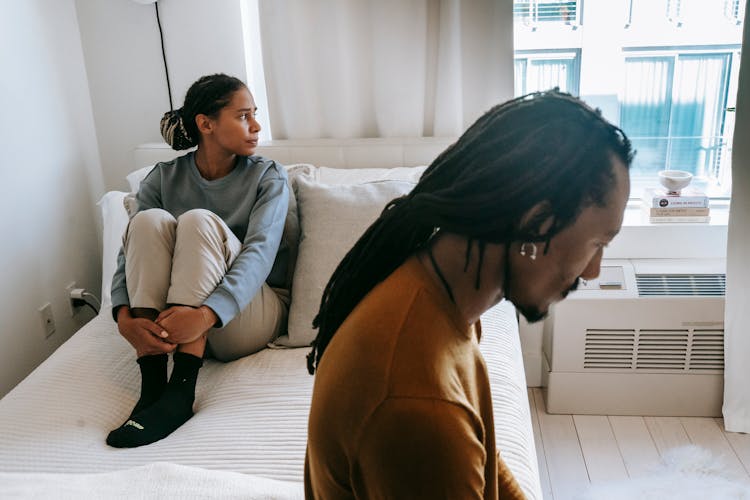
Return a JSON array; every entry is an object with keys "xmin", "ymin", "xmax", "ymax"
[
  {"xmin": 255, "ymin": 0, "xmax": 514, "ymax": 139},
  {"xmin": 723, "ymin": 10, "xmax": 750, "ymax": 433}
]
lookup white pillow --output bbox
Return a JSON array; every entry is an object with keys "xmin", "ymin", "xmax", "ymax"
[
  {"xmin": 278, "ymin": 176, "xmax": 416, "ymax": 347},
  {"xmin": 97, "ymin": 191, "xmax": 130, "ymax": 309},
  {"xmin": 126, "ymin": 165, "xmax": 156, "ymax": 193},
  {"xmin": 316, "ymin": 165, "xmax": 426, "ymax": 185}
]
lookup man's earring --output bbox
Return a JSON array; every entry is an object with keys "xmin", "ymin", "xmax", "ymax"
[{"xmin": 520, "ymin": 242, "xmax": 537, "ymax": 260}]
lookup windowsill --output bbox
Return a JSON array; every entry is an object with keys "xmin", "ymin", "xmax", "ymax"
[{"xmin": 604, "ymin": 202, "xmax": 729, "ymax": 260}]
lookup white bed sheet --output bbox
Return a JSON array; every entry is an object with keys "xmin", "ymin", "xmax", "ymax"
[
  {"xmin": 0, "ymin": 311, "xmax": 311, "ymax": 482},
  {"xmin": 0, "ymin": 301, "xmax": 541, "ymax": 499}
]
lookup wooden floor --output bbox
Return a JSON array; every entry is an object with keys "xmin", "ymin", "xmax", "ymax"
[{"xmin": 528, "ymin": 388, "xmax": 750, "ymax": 499}]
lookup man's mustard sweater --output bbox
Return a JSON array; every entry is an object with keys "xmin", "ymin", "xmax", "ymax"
[{"xmin": 305, "ymin": 257, "xmax": 525, "ymax": 499}]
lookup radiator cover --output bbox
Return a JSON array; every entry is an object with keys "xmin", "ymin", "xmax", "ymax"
[{"xmin": 542, "ymin": 259, "xmax": 726, "ymax": 416}]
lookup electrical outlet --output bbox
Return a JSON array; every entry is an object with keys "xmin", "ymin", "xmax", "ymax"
[
  {"xmin": 38, "ymin": 302, "xmax": 56, "ymax": 338},
  {"xmin": 65, "ymin": 281, "xmax": 82, "ymax": 317}
]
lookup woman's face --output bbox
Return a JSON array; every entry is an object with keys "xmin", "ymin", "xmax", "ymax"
[{"xmin": 204, "ymin": 87, "xmax": 261, "ymax": 156}]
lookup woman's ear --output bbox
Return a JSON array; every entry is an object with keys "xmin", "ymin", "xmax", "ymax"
[
  {"xmin": 519, "ymin": 201, "xmax": 554, "ymax": 237},
  {"xmin": 195, "ymin": 114, "xmax": 212, "ymax": 136}
]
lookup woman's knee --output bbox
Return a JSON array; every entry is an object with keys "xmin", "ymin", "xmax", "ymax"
[
  {"xmin": 175, "ymin": 210, "xmax": 235, "ymax": 257},
  {"xmin": 128, "ymin": 209, "xmax": 176, "ymax": 238},
  {"xmin": 176, "ymin": 209, "xmax": 221, "ymax": 233}
]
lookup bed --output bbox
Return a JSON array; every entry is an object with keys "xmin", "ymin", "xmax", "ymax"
[{"xmin": 0, "ymin": 139, "xmax": 543, "ymax": 499}]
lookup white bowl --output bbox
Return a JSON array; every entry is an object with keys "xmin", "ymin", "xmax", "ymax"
[{"xmin": 658, "ymin": 170, "xmax": 693, "ymax": 194}]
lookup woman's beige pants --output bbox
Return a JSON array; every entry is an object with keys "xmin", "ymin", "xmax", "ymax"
[{"xmin": 123, "ymin": 208, "xmax": 287, "ymax": 361}]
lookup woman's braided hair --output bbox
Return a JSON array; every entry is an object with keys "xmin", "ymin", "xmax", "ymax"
[
  {"xmin": 306, "ymin": 89, "xmax": 633, "ymax": 374},
  {"xmin": 160, "ymin": 74, "xmax": 247, "ymax": 150}
]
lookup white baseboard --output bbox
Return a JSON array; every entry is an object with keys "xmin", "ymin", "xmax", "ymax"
[{"xmin": 523, "ymin": 351, "xmax": 543, "ymax": 387}]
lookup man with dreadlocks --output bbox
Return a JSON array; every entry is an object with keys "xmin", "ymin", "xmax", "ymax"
[{"xmin": 303, "ymin": 90, "xmax": 633, "ymax": 499}]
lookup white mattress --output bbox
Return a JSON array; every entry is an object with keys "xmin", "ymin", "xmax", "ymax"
[{"xmin": 0, "ymin": 302, "xmax": 541, "ymax": 499}]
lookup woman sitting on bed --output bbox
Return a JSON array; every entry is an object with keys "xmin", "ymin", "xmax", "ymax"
[
  {"xmin": 107, "ymin": 73, "xmax": 289, "ymax": 448},
  {"xmin": 304, "ymin": 91, "xmax": 633, "ymax": 498}
]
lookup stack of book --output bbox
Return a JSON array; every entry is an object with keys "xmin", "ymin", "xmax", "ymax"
[{"xmin": 642, "ymin": 187, "xmax": 710, "ymax": 223}]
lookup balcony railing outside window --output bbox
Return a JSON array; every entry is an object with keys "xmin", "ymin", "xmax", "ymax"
[
  {"xmin": 514, "ymin": 0, "xmax": 581, "ymax": 28},
  {"xmin": 666, "ymin": 0, "xmax": 683, "ymax": 26},
  {"xmin": 725, "ymin": 0, "xmax": 746, "ymax": 25}
]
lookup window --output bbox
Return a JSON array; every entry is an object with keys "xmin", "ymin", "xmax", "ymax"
[
  {"xmin": 513, "ymin": 0, "xmax": 744, "ymax": 198},
  {"xmin": 622, "ymin": 49, "xmax": 738, "ymax": 185},
  {"xmin": 514, "ymin": 50, "xmax": 581, "ymax": 96}
]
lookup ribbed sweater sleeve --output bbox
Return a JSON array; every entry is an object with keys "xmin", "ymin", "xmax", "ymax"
[{"xmin": 204, "ymin": 171, "xmax": 288, "ymax": 327}]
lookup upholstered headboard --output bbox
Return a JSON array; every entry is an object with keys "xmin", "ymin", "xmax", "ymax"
[{"xmin": 134, "ymin": 137, "xmax": 457, "ymax": 170}]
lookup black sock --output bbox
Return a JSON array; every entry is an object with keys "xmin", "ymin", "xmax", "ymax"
[
  {"xmin": 106, "ymin": 352, "xmax": 203, "ymax": 448},
  {"xmin": 130, "ymin": 354, "xmax": 168, "ymax": 416}
]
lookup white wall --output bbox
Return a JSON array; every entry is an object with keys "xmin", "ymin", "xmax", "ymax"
[
  {"xmin": 0, "ymin": 0, "xmax": 104, "ymax": 396},
  {"xmin": 75, "ymin": 0, "xmax": 247, "ymax": 192}
]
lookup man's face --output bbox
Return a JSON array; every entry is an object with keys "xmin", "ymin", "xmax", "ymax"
[{"xmin": 507, "ymin": 158, "xmax": 630, "ymax": 323}]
